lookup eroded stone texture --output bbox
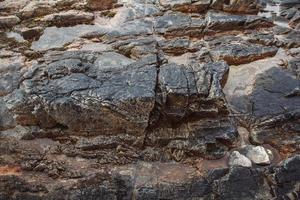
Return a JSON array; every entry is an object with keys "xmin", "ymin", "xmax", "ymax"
[
  {"xmin": 0, "ymin": 153, "xmax": 299, "ymax": 200},
  {"xmin": 224, "ymin": 50, "xmax": 300, "ymax": 156},
  {"xmin": 31, "ymin": 25, "xmax": 107, "ymax": 51},
  {"xmin": 86, "ymin": 0, "xmax": 117, "ymax": 11},
  {"xmin": 9, "ymin": 53, "xmax": 157, "ymax": 137},
  {"xmin": 41, "ymin": 10, "xmax": 95, "ymax": 27},
  {"xmin": 2, "ymin": 50, "xmax": 238, "ymax": 160},
  {"xmin": 207, "ymin": 36, "xmax": 278, "ymax": 65},
  {"xmin": 0, "ymin": 15, "xmax": 20, "ymax": 28},
  {"xmin": 160, "ymin": 0, "xmax": 211, "ymax": 13}
]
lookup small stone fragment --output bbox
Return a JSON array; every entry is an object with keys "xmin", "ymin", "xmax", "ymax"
[
  {"xmin": 243, "ymin": 146, "xmax": 272, "ymax": 165},
  {"xmin": 229, "ymin": 151, "xmax": 252, "ymax": 167}
]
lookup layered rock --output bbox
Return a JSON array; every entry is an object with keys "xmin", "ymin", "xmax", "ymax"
[
  {"xmin": 224, "ymin": 49, "xmax": 300, "ymax": 156},
  {"xmin": 0, "ymin": 153, "xmax": 299, "ymax": 199},
  {"xmin": 0, "ymin": 15, "xmax": 20, "ymax": 28},
  {"xmin": 2, "ymin": 50, "xmax": 237, "ymax": 160}
]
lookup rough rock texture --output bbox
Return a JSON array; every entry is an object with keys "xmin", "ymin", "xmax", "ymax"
[
  {"xmin": 242, "ymin": 145, "xmax": 272, "ymax": 165},
  {"xmin": 0, "ymin": 0, "xmax": 300, "ymax": 199},
  {"xmin": 0, "ymin": 15, "xmax": 20, "ymax": 28},
  {"xmin": 228, "ymin": 151, "xmax": 252, "ymax": 167}
]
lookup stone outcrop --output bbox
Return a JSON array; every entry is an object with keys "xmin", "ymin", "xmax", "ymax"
[{"xmin": 0, "ymin": 0, "xmax": 300, "ymax": 199}]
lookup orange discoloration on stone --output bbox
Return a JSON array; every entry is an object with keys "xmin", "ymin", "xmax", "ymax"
[{"xmin": 0, "ymin": 165, "xmax": 22, "ymax": 176}]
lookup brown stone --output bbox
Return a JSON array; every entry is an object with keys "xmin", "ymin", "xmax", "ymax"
[{"xmin": 86, "ymin": 0, "xmax": 117, "ymax": 11}]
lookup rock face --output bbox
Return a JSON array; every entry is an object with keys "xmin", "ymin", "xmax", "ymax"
[{"xmin": 0, "ymin": 0, "xmax": 300, "ymax": 199}]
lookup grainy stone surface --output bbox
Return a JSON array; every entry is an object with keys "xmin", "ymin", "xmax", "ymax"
[{"xmin": 229, "ymin": 151, "xmax": 252, "ymax": 167}]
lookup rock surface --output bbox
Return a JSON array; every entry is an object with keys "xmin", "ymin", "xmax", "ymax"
[
  {"xmin": 229, "ymin": 151, "xmax": 252, "ymax": 167},
  {"xmin": 0, "ymin": 15, "xmax": 20, "ymax": 28},
  {"xmin": 243, "ymin": 145, "xmax": 272, "ymax": 165},
  {"xmin": 0, "ymin": 0, "xmax": 300, "ymax": 199}
]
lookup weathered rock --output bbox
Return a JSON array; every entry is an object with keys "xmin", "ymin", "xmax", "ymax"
[
  {"xmin": 0, "ymin": 0, "xmax": 29, "ymax": 15},
  {"xmin": 0, "ymin": 98, "xmax": 16, "ymax": 130},
  {"xmin": 289, "ymin": 10, "xmax": 300, "ymax": 28},
  {"xmin": 94, "ymin": 52, "xmax": 135, "ymax": 69},
  {"xmin": 0, "ymin": 15, "xmax": 20, "ymax": 28},
  {"xmin": 223, "ymin": 0, "xmax": 259, "ymax": 14},
  {"xmin": 247, "ymin": 32, "xmax": 280, "ymax": 47},
  {"xmin": 0, "ymin": 57, "xmax": 23, "ymax": 97},
  {"xmin": 280, "ymin": 7, "xmax": 298, "ymax": 20},
  {"xmin": 17, "ymin": 26, "xmax": 44, "ymax": 41},
  {"xmin": 20, "ymin": 1, "xmax": 54, "ymax": 19},
  {"xmin": 112, "ymin": 37, "xmax": 158, "ymax": 58},
  {"xmin": 31, "ymin": 25, "xmax": 107, "ymax": 51},
  {"xmin": 212, "ymin": 167, "xmax": 273, "ymax": 200},
  {"xmin": 0, "ymin": 138, "xmax": 299, "ymax": 200},
  {"xmin": 125, "ymin": 1, "xmax": 160, "ymax": 17},
  {"xmin": 205, "ymin": 11, "xmax": 273, "ymax": 33},
  {"xmin": 228, "ymin": 151, "xmax": 252, "ymax": 167},
  {"xmin": 274, "ymin": 155, "xmax": 300, "ymax": 199},
  {"xmin": 224, "ymin": 52, "xmax": 300, "ymax": 155},
  {"xmin": 159, "ymin": 37, "xmax": 195, "ymax": 55},
  {"xmin": 153, "ymin": 13, "xmax": 207, "ymax": 38},
  {"xmin": 12, "ymin": 53, "xmax": 157, "ymax": 137},
  {"xmin": 86, "ymin": 0, "xmax": 117, "ymax": 11},
  {"xmin": 145, "ymin": 61, "xmax": 238, "ymax": 159},
  {"xmin": 154, "ymin": 13, "xmax": 191, "ymax": 34},
  {"xmin": 2, "ymin": 50, "xmax": 238, "ymax": 160},
  {"xmin": 106, "ymin": 19, "xmax": 153, "ymax": 38},
  {"xmin": 5, "ymin": 32, "xmax": 26, "ymax": 43},
  {"xmin": 209, "ymin": 37, "xmax": 278, "ymax": 65},
  {"xmin": 41, "ymin": 10, "xmax": 95, "ymax": 27},
  {"xmin": 211, "ymin": 0, "xmax": 259, "ymax": 14},
  {"xmin": 283, "ymin": 30, "xmax": 300, "ymax": 48},
  {"xmin": 1, "ymin": 0, "xmax": 300, "ymax": 198},
  {"xmin": 242, "ymin": 145, "xmax": 272, "ymax": 165},
  {"xmin": 287, "ymin": 57, "xmax": 300, "ymax": 78},
  {"xmin": 160, "ymin": 0, "xmax": 211, "ymax": 13}
]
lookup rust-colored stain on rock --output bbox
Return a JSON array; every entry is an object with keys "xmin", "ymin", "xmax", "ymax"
[{"xmin": 0, "ymin": 165, "xmax": 22, "ymax": 176}]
